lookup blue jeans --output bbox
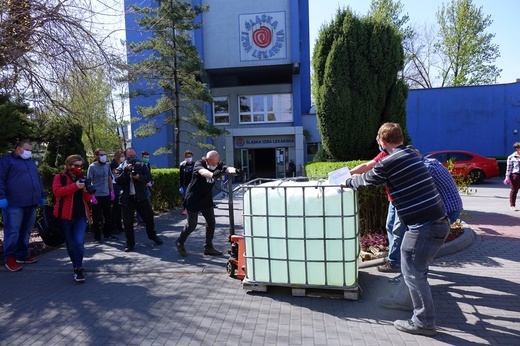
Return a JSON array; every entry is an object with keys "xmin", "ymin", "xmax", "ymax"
[
  {"xmin": 386, "ymin": 202, "xmax": 405, "ymax": 267},
  {"xmin": 2, "ymin": 206, "xmax": 37, "ymax": 261},
  {"xmin": 61, "ymin": 217, "xmax": 87, "ymax": 269},
  {"xmin": 447, "ymin": 210, "xmax": 460, "ymax": 225},
  {"xmin": 401, "ymin": 217, "xmax": 450, "ymax": 329}
]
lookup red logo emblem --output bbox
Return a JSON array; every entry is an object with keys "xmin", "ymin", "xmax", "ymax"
[{"xmin": 252, "ymin": 26, "xmax": 272, "ymax": 48}]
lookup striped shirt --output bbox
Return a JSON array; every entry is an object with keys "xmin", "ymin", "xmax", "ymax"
[
  {"xmin": 347, "ymin": 146, "xmax": 446, "ymax": 227},
  {"xmin": 423, "ymin": 158, "xmax": 463, "ymax": 214}
]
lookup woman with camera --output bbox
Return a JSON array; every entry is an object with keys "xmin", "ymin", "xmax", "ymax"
[{"xmin": 52, "ymin": 155, "xmax": 92, "ymax": 282}]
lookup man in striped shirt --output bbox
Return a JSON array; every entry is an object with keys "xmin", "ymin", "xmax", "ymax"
[{"xmin": 344, "ymin": 123, "xmax": 449, "ymax": 337}]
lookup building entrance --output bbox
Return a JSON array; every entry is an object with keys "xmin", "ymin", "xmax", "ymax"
[{"xmin": 238, "ymin": 148, "xmax": 290, "ymax": 179}]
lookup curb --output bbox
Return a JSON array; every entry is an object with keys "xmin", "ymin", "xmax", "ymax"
[
  {"xmin": 436, "ymin": 225, "xmax": 476, "ymax": 258},
  {"xmin": 359, "ymin": 224, "xmax": 476, "ymax": 269}
]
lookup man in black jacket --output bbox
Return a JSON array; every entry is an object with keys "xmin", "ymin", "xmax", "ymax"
[
  {"xmin": 115, "ymin": 148, "xmax": 162, "ymax": 252},
  {"xmin": 176, "ymin": 150, "xmax": 239, "ymax": 257}
]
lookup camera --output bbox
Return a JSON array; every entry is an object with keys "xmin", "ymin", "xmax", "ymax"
[
  {"xmin": 126, "ymin": 157, "xmax": 142, "ymax": 176},
  {"xmin": 79, "ymin": 178, "xmax": 97, "ymax": 194}
]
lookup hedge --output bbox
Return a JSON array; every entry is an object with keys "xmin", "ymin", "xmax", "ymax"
[{"xmin": 304, "ymin": 161, "xmax": 388, "ymax": 236}]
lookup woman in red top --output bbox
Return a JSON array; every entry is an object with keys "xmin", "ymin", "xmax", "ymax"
[{"xmin": 52, "ymin": 155, "xmax": 92, "ymax": 282}]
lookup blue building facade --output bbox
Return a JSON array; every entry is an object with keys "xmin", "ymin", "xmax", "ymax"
[
  {"xmin": 125, "ymin": 0, "xmax": 311, "ymax": 177},
  {"xmin": 407, "ymin": 81, "xmax": 520, "ymax": 157}
]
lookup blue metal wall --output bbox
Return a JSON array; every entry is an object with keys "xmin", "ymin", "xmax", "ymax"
[{"xmin": 407, "ymin": 81, "xmax": 520, "ymax": 157}]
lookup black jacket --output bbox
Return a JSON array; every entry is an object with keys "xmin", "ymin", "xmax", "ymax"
[{"xmin": 115, "ymin": 159, "xmax": 152, "ymax": 206}]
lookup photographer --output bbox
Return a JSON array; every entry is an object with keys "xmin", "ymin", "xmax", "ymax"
[
  {"xmin": 52, "ymin": 155, "xmax": 92, "ymax": 282},
  {"xmin": 115, "ymin": 148, "xmax": 163, "ymax": 252},
  {"xmin": 87, "ymin": 149, "xmax": 116, "ymax": 243}
]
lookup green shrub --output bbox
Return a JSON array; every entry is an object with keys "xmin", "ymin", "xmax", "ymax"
[
  {"xmin": 38, "ymin": 163, "xmax": 60, "ymax": 202},
  {"xmin": 304, "ymin": 161, "xmax": 388, "ymax": 236},
  {"xmin": 149, "ymin": 168, "xmax": 183, "ymax": 212}
]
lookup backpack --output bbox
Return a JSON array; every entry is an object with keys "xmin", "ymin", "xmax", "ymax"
[{"xmin": 36, "ymin": 175, "xmax": 67, "ymax": 247}]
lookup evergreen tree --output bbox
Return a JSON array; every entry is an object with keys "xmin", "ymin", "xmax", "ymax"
[
  {"xmin": 42, "ymin": 120, "xmax": 87, "ymax": 169},
  {"xmin": 0, "ymin": 94, "xmax": 33, "ymax": 154},
  {"xmin": 312, "ymin": 8, "xmax": 408, "ymax": 161},
  {"xmin": 125, "ymin": 0, "xmax": 225, "ymax": 166}
]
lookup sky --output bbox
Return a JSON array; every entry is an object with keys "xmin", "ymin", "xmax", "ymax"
[{"xmin": 308, "ymin": 0, "xmax": 520, "ymax": 84}]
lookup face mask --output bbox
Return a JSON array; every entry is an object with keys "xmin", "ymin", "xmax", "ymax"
[
  {"xmin": 207, "ymin": 164, "xmax": 217, "ymax": 170},
  {"xmin": 99, "ymin": 155, "xmax": 107, "ymax": 163},
  {"xmin": 69, "ymin": 167, "xmax": 83, "ymax": 176},
  {"xmin": 119, "ymin": 157, "xmax": 125, "ymax": 163},
  {"xmin": 20, "ymin": 150, "xmax": 32, "ymax": 160},
  {"xmin": 142, "ymin": 158, "xmax": 149, "ymax": 163},
  {"xmin": 186, "ymin": 157, "xmax": 193, "ymax": 163},
  {"xmin": 378, "ymin": 146, "xmax": 385, "ymax": 152}
]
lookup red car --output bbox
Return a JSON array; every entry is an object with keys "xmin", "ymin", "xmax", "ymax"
[{"xmin": 424, "ymin": 150, "xmax": 499, "ymax": 184}]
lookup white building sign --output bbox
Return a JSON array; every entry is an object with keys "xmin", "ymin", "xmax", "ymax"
[{"xmin": 239, "ymin": 11, "xmax": 287, "ymax": 62}]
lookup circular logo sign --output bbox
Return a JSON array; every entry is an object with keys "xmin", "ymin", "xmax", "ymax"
[{"xmin": 235, "ymin": 138, "xmax": 245, "ymax": 147}]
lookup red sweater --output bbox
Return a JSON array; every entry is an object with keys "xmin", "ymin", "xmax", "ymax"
[{"xmin": 52, "ymin": 173, "xmax": 91, "ymax": 221}]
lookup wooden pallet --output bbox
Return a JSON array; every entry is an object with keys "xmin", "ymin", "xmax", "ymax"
[{"xmin": 242, "ymin": 280, "xmax": 361, "ymax": 300}]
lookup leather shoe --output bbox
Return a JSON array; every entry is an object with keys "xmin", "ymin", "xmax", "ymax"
[
  {"xmin": 123, "ymin": 246, "xmax": 134, "ymax": 252},
  {"xmin": 204, "ymin": 247, "xmax": 222, "ymax": 256},
  {"xmin": 151, "ymin": 235, "xmax": 163, "ymax": 245},
  {"xmin": 176, "ymin": 242, "xmax": 188, "ymax": 257}
]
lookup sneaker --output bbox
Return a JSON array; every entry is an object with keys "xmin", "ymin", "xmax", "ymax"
[
  {"xmin": 176, "ymin": 241, "xmax": 188, "ymax": 257},
  {"xmin": 150, "ymin": 235, "xmax": 163, "ymax": 245},
  {"xmin": 378, "ymin": 261, "xmax": 401, "ymax": 273},
  {"xmin": 181, "ymin": 209, "xmax": 187, "ymax": 215},
  {"xmin": 204, "ymin": 247, "xmax": 222, "ymax": 256},
  {"xmin": 104, "ymin": 235, "xmax": 119, "ymax": 241},
  {"xmin": 5, "ymin": 257, "xmax": 22, "ymax": 272},
  {"xmin": 74, "ymin": 268, "xmax": 85, "ymax": 282},
  {"xmin": 377, "ymin": 296, "xmax": 413, "ymax": 311},
  {"xmin": 511, "ymin": 206, "xmax": 517, "ymax": 211},
  {"xmin": 123, "ymin": 245, "xmax": 134, "ymax": 252},
  {"xmin": 394, "ymin": 319, "xmax": 436, "ymax": 336},
  {"xmin": 16, "ymin": 256, "xmax": 37, "ymax": 264}
]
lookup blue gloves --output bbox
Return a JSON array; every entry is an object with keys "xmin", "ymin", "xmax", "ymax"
[
  {"xmin": 179, "ymin": 187, "xmax": 184, "ymax": 195},
  {"xmin": 41, "ymin": 198, "xmax": 47, "ymax": 206},
  {"xmin": 0, "ymin": 199, "xmax": 7, "ymax": 209}
]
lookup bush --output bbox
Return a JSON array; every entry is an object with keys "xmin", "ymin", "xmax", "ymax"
[
  {"xmin": 149, "ymin": 168, "xmax": 183, "ymax": 212},
  {"xmin": 38, "ymin": 163, "xmax": 60, "ymax": 202},
  {"xmin": 304, "ymin": 161, "xmax": 388, "ymax": 236}
]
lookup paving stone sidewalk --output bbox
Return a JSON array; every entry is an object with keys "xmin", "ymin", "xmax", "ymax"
[{"xmin": 0, "ymin": 178, "xmax": 519, "ymax": 345}]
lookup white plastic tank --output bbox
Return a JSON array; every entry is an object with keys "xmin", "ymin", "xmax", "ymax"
[{"xmin": 243, "ymin": 180, "xmax": 359, "ymax": 287}]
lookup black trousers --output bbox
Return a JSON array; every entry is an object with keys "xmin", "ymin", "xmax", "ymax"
[
  {"xmin": 91, "ymin": 195, "xmax": 114, "ymax": 240},
  {"xmin": 121, "ymin": 196, "xmax": 156, "ymax": 246},
  {"xmin": 111, "ymin": 197, "xmax": 123, "ymax": 232},
  {"xmin": 177, "ymin": 205, "xmax": 215, "ymax": 249}
]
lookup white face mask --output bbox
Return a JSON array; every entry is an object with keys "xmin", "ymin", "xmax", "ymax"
[
  {"xmin": 186, "ymin": 157, "xmax": 193, "ymax": 163},
  {"xmin": 207, "ymin": 164, "xmax": 217, "ymax": 170},
  {"xmin": 99, "ymin": 155, "xmax": 107, "ymax": 163},
  {"xmin": 20, "ymin": 150, "xmax": 32, "ymax": 160},
  {"xmin": 119, "ymin": 157, "xmax": 125, "ymax": 163}
]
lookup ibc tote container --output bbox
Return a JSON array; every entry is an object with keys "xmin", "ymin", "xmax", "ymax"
[{"xmin": 242, "ymin": 180, "xmax": 359, "ymax": 288}]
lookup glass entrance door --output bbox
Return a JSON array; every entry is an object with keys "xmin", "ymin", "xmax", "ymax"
[
  {"xmin": 275, "ymin": 147, "xmax": 286, "ymax": 179},
  {"xmin": 240, "ymin": 149, "xmax": 249, "ymax": 181}
]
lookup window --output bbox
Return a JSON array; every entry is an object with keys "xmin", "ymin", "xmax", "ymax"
[
  {"xmin": 213, "ymin": 97, "xmax": 229, "ymax": 124},
  {"xmin": 239, "ymin": 94, "xmax": 293, "ymax": 123}
]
